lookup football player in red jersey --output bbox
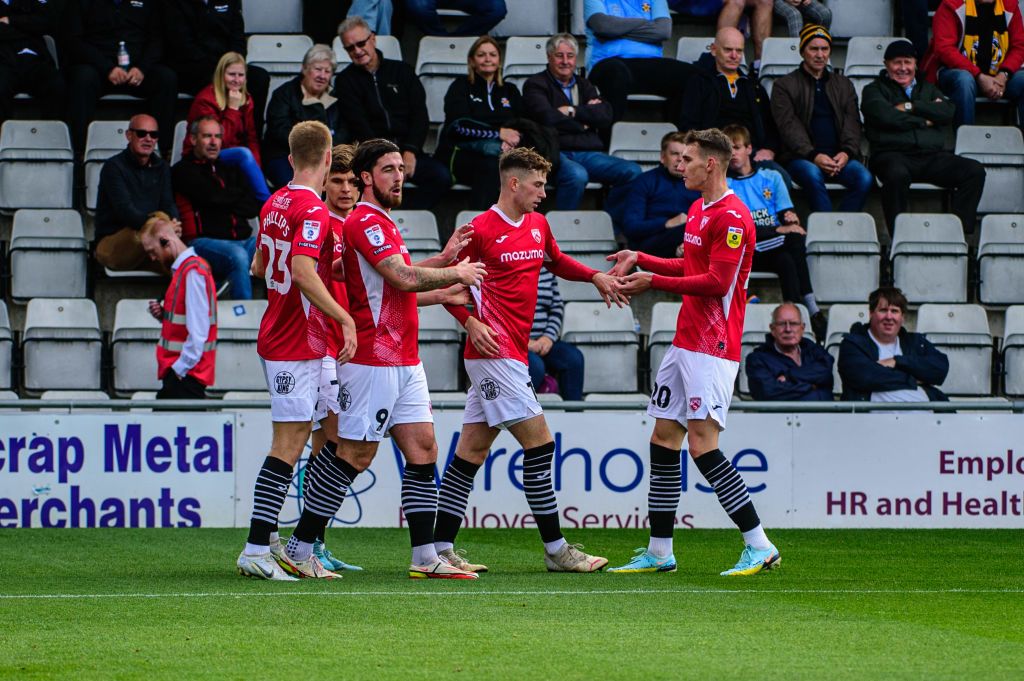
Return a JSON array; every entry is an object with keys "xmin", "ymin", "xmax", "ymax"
[{"xmin": 606, "ymin": 128, "xmax": 781, "ymax": 576}]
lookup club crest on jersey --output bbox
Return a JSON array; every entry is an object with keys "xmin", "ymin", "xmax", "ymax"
[
  {"xmin": 364, "ymin": 224, "xmax": 385, "ymax": 247},
  {"xmin": 274, "ymin": 371, "xmax": 295, "ymax": 395},
  {"xmin": 689, "ymin": 396, "xmax": 701, "ymax": 412},
  {"xmin": 302, "ymin": 220, "xmax": 321, "ymax": 241},
  {"xmin": 727, "ymin": 226, "xmax": 744, "ymax": 249},
  {"xmin": 480, "ymin": 378, "xmax": 500, "ymax": 400},
  {"xmin": 700, "ymin": 216, "xmax": 710, "ymax": 231},
  {"xmin": 531, "ymin": 228, "xmax": 542, "ymax": 243}
]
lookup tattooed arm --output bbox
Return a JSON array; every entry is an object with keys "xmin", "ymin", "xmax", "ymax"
[{"xmin": 374, "ymin": 254, "xmax": 486, "ymax": 292}]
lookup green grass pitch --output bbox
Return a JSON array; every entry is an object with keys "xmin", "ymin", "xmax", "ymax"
[{"xmin": 1, "ymin": 528, "xmax": 1022, "ymax": 680}]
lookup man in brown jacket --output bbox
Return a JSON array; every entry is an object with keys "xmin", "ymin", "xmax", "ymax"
[{"xmin": 769, "ymin": 24, "xmax": 873, "ymax": 212}]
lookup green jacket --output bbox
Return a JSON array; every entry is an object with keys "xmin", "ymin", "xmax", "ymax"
[{"xmin": 861, "ymin": 71, "xmax": 955, "ymax": 153}]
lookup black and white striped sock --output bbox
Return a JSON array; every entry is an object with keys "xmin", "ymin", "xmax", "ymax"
[
  {"xmin": 694, "ymin": 449, "xmax": 761, "ymax": 532},
  {"xmin": 402, "ymin": 463, "xmax": 438, "ymax": 550},
  {"xmin": 246, "ymin": 456, "xmax": 294, "ymax": 547},
  {"xmin": 291, "ymin": 445, "xmax": 358, "ymax": 551},
  {"xmin": 648, "ymin": 443, "xmax": 681, "ymax": 533},
  {"xmin": 523, "ymin": 442, "xmax": 562, "ymax": 544},
  {"xmin": 434, "ymin": 456, "xmax": 481, "ymax": 548}
]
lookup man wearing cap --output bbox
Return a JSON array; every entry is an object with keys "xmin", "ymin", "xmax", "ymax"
[
  {"xmin": 770, "ymin": 24, "xmax": 873, "ymax": 213},
  {"xmin": 862, "ymin": 39, "xmax": 986, "ymax": 234}
]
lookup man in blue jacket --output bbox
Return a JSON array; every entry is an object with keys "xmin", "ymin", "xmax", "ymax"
[
  {"xmin": 838, "ymin": 287, "xmax": 949, "ymax": 402},
  {"xmin": 747, "ymin": 303, "xmax": 833, "ymax": 401}
]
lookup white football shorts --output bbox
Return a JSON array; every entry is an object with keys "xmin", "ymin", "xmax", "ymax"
[
  {"xmin": 312, "ymin": 356, "xmax": 340, "ymax": 428},
  {"xmin": 336, "ymin": 362, "xmax": 433, "ymax": 442},
  {"xmin": 464, "ymin": 358, "xmax": 543, "ymax": 429},
  {"xmin": 261, "ymin": 358, "xmax": 321, "ymax": 423},
  {"xmin": 647, "ymin": 345, "xmax": 738, "ymax": 430}
]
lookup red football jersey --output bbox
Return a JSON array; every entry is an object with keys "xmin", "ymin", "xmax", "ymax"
[
  {"xmin": 671, "ymin": 190, "xmax": 754, "ymax": 361},
  {"xmin": 342, "ymin": 201, "xmax": 419, "ymax": 366},
  {"xmin": 256, "ymin": 183, "xmax": 330, "ymax": 361}
]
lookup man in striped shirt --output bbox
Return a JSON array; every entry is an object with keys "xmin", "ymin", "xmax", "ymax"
[{"xmin": 527, "ymin": 269, "xmax": 585, "ymax": 401}]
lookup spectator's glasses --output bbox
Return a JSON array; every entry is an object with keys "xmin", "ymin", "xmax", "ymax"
[
  {"xmin": 772, "ymin": 321, "xmax": 804, "ymax": 328},
  {"xmin": 130, "ymin": 128, "xmax": 160, "ymax": 139},
  {"xmin": 342, "ymin": 33, "xmax": 374, "ymax": 53}
]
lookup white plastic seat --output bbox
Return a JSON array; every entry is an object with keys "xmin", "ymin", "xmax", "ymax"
[
  {"xmin": 333, "ymin": 34, "xmax": 402, "ymax": 68},
  {"xmin": 546, "ymin": 211, "xmax": 617, "ymax": 253},
  {"xmin": 557, "ymin": 280, "xmax": 603, "ymax": 302},
  {"xmin": 416, "ymin": 36, "xmax": 478, "ymax": 124},
  {"xmin": 111, "ymin": 299, "xmax": 163, "ymax": 395},
  {"xmin": 242, "ymin": 0, "xmax": 303, "ymax": 34},
  {"xmin": 890, "ymin": 213, "xmax": 968, "ymax": 303},
  {"xmin": 84, "ymin": 120, "xmax": 128, "ymax": 213},
  {"xmin": 454, "ymin": 210, "xmax": 478, "ymax": 230},
  {"xmin": 1002, "ymin": 306, "xmax": 1024, "ymax": 396},
  {"xmin": 824, "ymin": 304, "xmax": 870, "ymax": 396},
  {"xmin": 758, "ymin": 38, "xmax": 802, "ymax": 94},
  {"xmin": 247, "ymin": 34, "xmax": 314, "ymax": 95},
  {"xmin": 977, "ymin": 214, "xmax": 1024, "ymax": 304},
  {"xmin": 23, "ymin": 298, "xmax": 102, "ymax": 392},
  {"xmin": 561, "ymin": 302, "xmax": 638, "ymax": 393},
  {"xmin": 9, "ymin": 210, "xmax": 88, "ymax": 301},
  {"xmin": 739, "ymin": 302, "xmax": 812, "ymax": 394},
  {"xmin": 845, "ymin": 37, "xmax": 900, "ymax": 102},
  {"xmin": 829, "ymin": 0, "xmax": 894, "ymax": 38},
  {"xmin": 503, "ymin": 36, "xmax": 549, "ymax": 92},
  {"xmin": 647, "ymin": 301, "xmax": 682, "ymax": 388},
  {"xmin": 418, "ymin": 305, "xmax": 462, "ymax": 392},
  {"xmin": 0, "ymin": 121, "xmax": 73, "ymax": 211},
  {"xmin": 211, "ymin": 300, "xmax": 267, "ymax": 392},
  {"xmin": 676, "ymin": 37, "xmax": 713, "ymax": 64},
  {"xmin": 0, "ymin": 301, "xmax": 11, "ymax": 390},
  {"xmin": 392, "ymin": 210, "xmax": 442, "ymax": 252},
  {"xmin": 38, "ymin": 390, "xmax": 110, "ymax": 413},
  {"xmin": 170, "ymin": 119, "xmax": 188, "ymax": 166},
  {"xmin": 608, "ymin": 122, "xmax": 676, "ymax": 169},
  {"xmin": 955, "ymin": 125, "xmax": 1024, "ymax": 214},
  {"xmin": 917, "ymin": 304, "xmax": 993, "ymax": 396},
  {"xmin": 805, "ymin": 212, "xmax": 880, "ymax": 303},
  {"xmin": 492, "ymin": 1, "xmax": 558, "ymax": 37}
]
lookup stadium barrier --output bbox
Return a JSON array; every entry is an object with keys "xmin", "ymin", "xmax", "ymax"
[{"xmin": 1, "ymin": 401, "xmax": 1022, "ymax": 530}]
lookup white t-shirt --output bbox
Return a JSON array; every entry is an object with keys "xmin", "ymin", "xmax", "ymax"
[{"xmin": 868, "ymin": 330, "xmax": 929, "ymax": 402}]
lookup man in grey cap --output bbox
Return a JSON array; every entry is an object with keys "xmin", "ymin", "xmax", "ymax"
[{"xmin": 861, "ymin": 39, "xmax": 987, "ymax": 234}]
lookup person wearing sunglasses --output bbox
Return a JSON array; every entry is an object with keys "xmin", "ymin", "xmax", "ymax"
[
  {"xmin": 746, "ymin": 302, "xmax": 834, "ymax": 401},
  {"xmin": 94, "ymin": 114, "xmax": 179, "ymax": 273}
]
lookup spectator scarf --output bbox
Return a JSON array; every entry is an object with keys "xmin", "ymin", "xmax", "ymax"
[{"xmin": 961, "ymin": 0, "xmax": 1011, "ymax": 75}]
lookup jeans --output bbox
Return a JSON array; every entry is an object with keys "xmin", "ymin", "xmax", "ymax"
[
  {"xmin": 787, "ymin": 158, "xmax": 873, "ymax": 212},
  {"xmin": 527, "ymin": 341, "xmax": 585, "ymax": 401},
  {"xmin": 348, "ymin": 0, "xmax": 393, "ymax": 34},
  {"xmin": 191, "ymin": 235, "xmax": 257, "ymax": 300},
  {"xmin": 556, "ymin": 151, "xmax": 643, "ymax": 210},
  {"xmin": 938, "ymin": 67, "xmax": 1024, "ymax": 127},
  {"xmin": 405, "ymin": 0, "xmax": 506, "ymax": 36},
  {"xmin": 219, "ymin": 146, "xmax": 270, "ymax": 202}
]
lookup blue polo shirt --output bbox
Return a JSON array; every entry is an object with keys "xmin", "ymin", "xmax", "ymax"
[{"xmin": 585, "ymin": 0, "xmax": 670, "ymax": 71}]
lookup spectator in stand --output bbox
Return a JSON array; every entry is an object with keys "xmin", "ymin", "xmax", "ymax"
[
  {"xmin": 335, "ymin": 16, "xmax": 450, "ymax": 209},
  {"xmin": 718, "ymin": 0, "xmax": 774, "ymax": 73},
  {"xmin": 771, "ymin": 24, "xmax": 873, "ymax": 212},
  {"xmin": 65, "ymin": 0, "xmax": 177, "ymax": 157},
  {"xmin": 348, "ymin": 0, "xmax": 394, "ymax": 35},
  {"xmin": 264, "ymin": 43, "xmax": 349, "ymax": 188},
  {"xmin": 922, "ymin": 0, "xmax": 1024, "ymax": 129},
  {"xmin": 405, "ymin": 0, "xmax": 507, "ymax": 37},
  {"xmin": 0, "ymin": 0, "xmax": 65, "ymax": 126},
  {"xmin": 584, "ymin": 0, "xmax": 696, "ymax": 127},
  {"xmin": 94, "ymin": 114, "xmax": 178, "ymax": 273},
  {"xmin": 838, "ymin": 286, "xmax": 950, "ymax": 403},
  {"xmin": 172, "ymin": 116, "xmax": 262, "ymax": 300},
  {"xmin": 184, "ymin": 52, "xmax": 268, "ymax": 203},
  {"xmin": 862, "ymin": 39, "xmax": 986, "ymax": 234},
  {"xmin": 140, "ymin": 213, "xmax": 217, "ymax": 400},
  {"xmin": 668, "ymin": 0, "xmax": 723, "ymax": 14},
  {"xmin": 523, "ymin": 33, "xmax": 642, "ymax": 210},
  {"xmin": 160, "ymin": 0, "xmax": 270, "ymax": 131},
  {"xmin": 746, "ymin": 302, "xmax": 834, "ymax": 401},
  {"xmin": 528, "ymin": 269, "xmax": 585, "ymax": 401},
  {"xmin": 616, "ymin": 131, "xmax": 700, "ymax": 257},
  {"xmin": 901, "ymin": 0, "xmax": 943, "ymax": 60},
  {"xmin": 773, "ymin": 0, "xmax": 831, "ymax": 38},
  {"xmin": 724, "ymin": 124, "xmax": 825, "ymax": 338}
]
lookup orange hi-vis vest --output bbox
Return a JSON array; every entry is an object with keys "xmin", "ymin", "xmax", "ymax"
[{"xmin": 156, "ymin": 254, "xmax": 218, "ymax": 385}]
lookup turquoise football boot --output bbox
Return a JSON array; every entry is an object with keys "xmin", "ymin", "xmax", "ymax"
[
  {"xmin": 314, "ymin": 540, "xmax": 363, "ymax": 571},
  {"xmin": 720, "ymin": 544, "xmax": 781, "ymax": 576},
  {"xmin": 607, "ymin": 547, "xmax": 677, "ymax": 573}
]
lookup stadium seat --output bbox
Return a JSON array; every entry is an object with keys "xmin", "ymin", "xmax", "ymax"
[
  {"xmin": 0, "ymin": 301, "xmax": 11, "ymax": 390},
  {"xmin": 739, "ymin": 302, "xmax": 812, "ymax": 394},
  {"xmin": 1002, "ymin": 306, "xmax": 1024, "ymax": 396},
  {"xmin": 503, "ymin": 36, "xmax": 549, "ymax": 92},
  {"xmin": 9, "ymin": 209, "xmax": 88, "ymax": 301},
  {"xmin": 824, "ymin": 304, "xmax": 870, "ymax": 396},
  {"xmin": 416, "ymin": 36, "xmax": 478, "ymax": 124},
  {"xmin": 805, "ymin": 212, "xmax": 881, "ymax": 304},
  {"xmin": 955, "ymin": 125, "xmax": 1024, "ymax": 214},
  {"xmin": 891, "ymin": 213, "xmax": 968, "ymax": 303},
  {"xmin": 758, "ymin": 38, "xmax": 803, "ymax": 94},
  {"xmin": 454, "ymin": 210, "xmax": 478, "ymax": 229},
  {"xmin": 247, "ymin": 34, "xmax": 314, "ymax": 94},
  {"xmin": 0, "ymin": 120, "xmax": 73, "ymax": 212},
  {"xmin": 916, "ymin": 304, "xmax": 993, "ymax": 396},
  {"xmin": 242, "ymin": 0, "xmax": 302, "ymax": 34},
  {"xmin": 546, "ymin": 211, "xmax": 617, "ymax": 253},
  {"xmin": 584, "ymin": 393, "xmax": 649, "ymax": 408},
  {"xmin": 977, "ymin": 214, "xmax": 1024, "ymax": 304},
  {"xmin": 676, "ymin": 37, "xmax": 713, "ymax": 64},
  {"xmin": 22, "ymin": 298, "xmax": 102, "ymax": 392},
  {"xmin": 38, "ymin": 390, "xmax": 110, "ymax": 413},
  {"xmin": 608, "ymin": 122, "xmax": 676, "ymax": 170},
  {"xmin": 647, "ymin": 301, "xmax": 682, "ymax": 388},
  {"xmin": 556, "ymin": 279, "xmax": 604, "ymax": 302},
  {"xmin": 829, "ymin": 0, "xmax": 894, "ymax": 38},
  {"xmin": 0, "ymin": 390, "xmax": 17, "ymax": 401},
  {"xmin": 429, "ymin": 391, "xmax": 467, "ymax": 405},
  {"xmin": 111, "ymin": 299, "xmax": 162, "ymax": 395},
  {"xmin": 210, "ymin": 300, "xmax": 267, "ymax": 393},
  {"xmin": 170, "ymin": 120, "xmax": 188, "ymax": 166},
  {"xmin": 333, "ymin": 34, "xmax": 402, "ymax": 68},
  {"xmin": 393, "ymin": 210, "xmax": 442, "ymax": 254},
  {"xmin": 570, "ymin": 0, "xmax": 585, "ymax": 35},
  {"xmin": 492, "ymin": 1, "xmax": 558, "ymax": 37},
  {"xmin": 562, "ymin": 302, "xmax": 638, "ymax": 393},
  {"xmin": 844, "ymin": 36, "xmax": 900, "ymax": 100},
  {"xmin": 84, "ymin": 120, "xmax": 128, "ymax": 213},
  {"xmin": 418, "ymin": 304, "xmax": 462, "ymax": 392}
]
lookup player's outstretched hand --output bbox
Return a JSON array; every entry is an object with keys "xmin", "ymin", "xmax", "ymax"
[
  {"xmin": 440, "ymin": 283, "xmax": 470, "ymax": 306},
  {"xmin": 337, "ymin": 320, "xmax": 358, "ymax": 365},
  {"xmin": 466, "ymin": 317, "xmax": 500, "ymax": 358},
  {"xmin": 619, "ymin": 271, "xmax": 653, "ymax": 296},
  {"xmin": 440, "ymin": 223, "xmax": 474, "ymax": 263},
  {"xmin": 606, "ymin": 250, "xmax": 638, "ymax": 277},
  {"xmin": 453, "ymin": 257, "xmax": 486, "ymax": 287},
  {"xmin": 592, "ymin": 272, "xmax": 629, "ymax": 308},
  {"xmin": 147, "ymin": 300, "xmax": 162, "ymax": 321}
]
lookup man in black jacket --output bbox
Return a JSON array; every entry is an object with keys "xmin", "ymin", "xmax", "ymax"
[
  {"xmin": 0, "ymin": 0, "xmax": 65, "ymax": 125},
  {"xmin": 747, "ymin": 303, "xmax": 833, "ymax": 401},
  {"xmin": 838, "ymin": 287, "xmax": 949, "ymax": 402},
  {"xmin": 172, "ymin": 116, "xmax": 261, "ymax": 300},
  {"xmin": 333, "ymin": 17, "xmax": 450, "ymax": 209}
]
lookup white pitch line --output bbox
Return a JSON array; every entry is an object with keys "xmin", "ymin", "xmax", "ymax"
[{"xmin": 1, "ymin": 588, "xmax": 1023, "ymax": 600}]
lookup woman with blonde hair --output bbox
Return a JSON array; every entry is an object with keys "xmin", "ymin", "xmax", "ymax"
[{"xmin": 184, "ymin": 52, "xmax": 268, "ymax": 200}]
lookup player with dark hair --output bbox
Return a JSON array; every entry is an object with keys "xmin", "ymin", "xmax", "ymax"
[
  {"xmin": 607, "ymin": 128, "xmax": 781, "ymax": 576},
  {"xmin": 432, "ymin": 147, "xmax": 628, "ymax": 573}
]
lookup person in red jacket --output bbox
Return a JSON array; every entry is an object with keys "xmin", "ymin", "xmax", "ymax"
[
  {"xmin": 184, "ymin": 51, "xmax": 268, "ymax": 200},
  {"xmin": 922, "ymin": 0, "xmax": 1024, "ymax": 127}
]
